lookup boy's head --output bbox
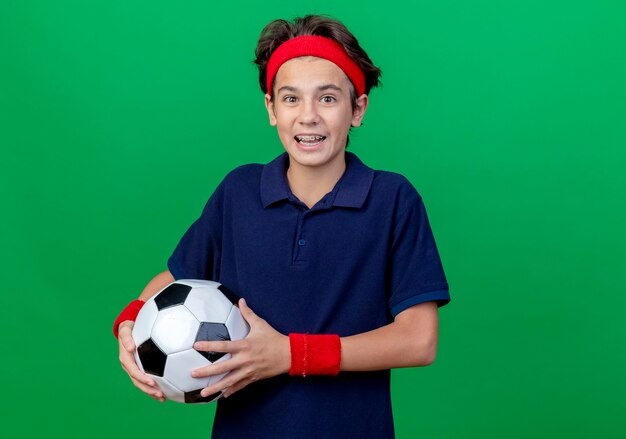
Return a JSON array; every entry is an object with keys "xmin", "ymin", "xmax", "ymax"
[
  {"xmin": 254, "ymin": 15, "xmax": 382, "ymax": 153},
  {"xmin": 254, "ymin": 15, "xmax": 382, "ymax": 104}
]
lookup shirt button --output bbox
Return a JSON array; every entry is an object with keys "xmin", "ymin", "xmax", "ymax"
[{"xmin": 298, "ymin": 239, "xmax": 306, "ymax": 246}]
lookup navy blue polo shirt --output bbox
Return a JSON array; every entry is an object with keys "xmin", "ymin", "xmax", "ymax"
[{"xmin": 167, "ymin": 151, "xmax": 450, "ymax": 439}]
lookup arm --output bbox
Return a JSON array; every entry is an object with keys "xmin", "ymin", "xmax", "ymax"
[
  {"xmin": 117, "ymin": 269, "xmax": 175, "ymax": 402},
  {"xmin": 340, "ymin": 300, "xmax": 438, "ymax": 371},
  {"xmin": 193, "ymin": 299, "xmax": 439, "ymax": 398},
  {"xmin": 136, "ymin": 269, "xmax": 176, "ymax": 301}
]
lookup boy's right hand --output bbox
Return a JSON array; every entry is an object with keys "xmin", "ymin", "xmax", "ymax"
[{"xmin": 118, "ymin": 320, "xmax": 165, "ymax": 402}]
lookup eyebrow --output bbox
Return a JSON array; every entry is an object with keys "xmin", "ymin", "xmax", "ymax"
[{"xmin": 277, "ymin": 83, "xmax": 343, "ymax": 94}]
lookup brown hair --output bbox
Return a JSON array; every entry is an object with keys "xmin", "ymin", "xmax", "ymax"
[{"xmin": 253, "ymin": 14, "xmax": 382, "ymax": 107}]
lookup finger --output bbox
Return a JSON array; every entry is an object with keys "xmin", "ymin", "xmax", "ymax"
[
  {"xmin": 121, "ymin": 363, "xmax": 155, "ymax": 393},
  {"xmin": 200, "ymin": 369, "xmax": 247, "ymax": 398},
  {"xmin": 129, "ymin": 376, "xmax": 163, "ymax": 399},
  {"xmin": 128, "ymin": 366, "xmax": 157, "ymax": 388},
  {"xmin": 152, "ymin": 395, "xmax": 166, "ymax": 403},
  {"xmin": 120, "ymin": 351, "xmax": 157, "ymax": 387},
  {"xmin": 118, "ymin": 325, "xmax": 136, "ymax": 353},
  {"xmin": 192, "ymin": 358, "xmax": 236, "ymax": 378},
  {"xmin": 121, "ymin": 336, "xmax": 135, "ymax": 353},
  {"xmin": 222, "ymin": 381, "xmax": 247, "ymax": 398},
  {"xmin": 194, "ymin": 340, "xmax": 241, "ymax": 354}
]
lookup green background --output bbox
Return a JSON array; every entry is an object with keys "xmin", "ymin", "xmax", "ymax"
[{"xmin": 1, "ymin": 0, "xmax": 624, "ymax": 437}]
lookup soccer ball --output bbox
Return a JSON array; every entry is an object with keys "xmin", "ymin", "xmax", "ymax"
[{"xmin": 131, "ymin": 279, "xmax": 249, "ymax": 403}]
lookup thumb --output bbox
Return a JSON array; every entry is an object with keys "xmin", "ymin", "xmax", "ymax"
[
  {"xmin": 238, "ymin": 298, "xmax": 260, "ymax": 324},
  {"xmin": 119, "ymin": 325, "xmax": 136, "ymax": 352}
]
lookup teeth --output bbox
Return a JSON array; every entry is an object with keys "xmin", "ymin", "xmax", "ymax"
[{"xmin": 296, "ymin": 135, "xmax": 325, "ymax": 141}]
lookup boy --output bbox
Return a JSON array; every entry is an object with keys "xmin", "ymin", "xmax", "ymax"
[{"xmin": 115, "ymin": 14, "xmax": 451, "ymax": 438}]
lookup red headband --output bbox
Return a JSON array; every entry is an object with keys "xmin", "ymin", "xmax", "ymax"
[{"xmin": 266, "ymin": 35, "xmax": 366, "ymax": 96}]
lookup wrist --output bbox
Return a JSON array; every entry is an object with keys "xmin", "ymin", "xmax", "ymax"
[
  {"xmin": 281, "ymin": 334, "xmax": 292, "ymax": 375},
  {"xmin": 113, "ymin": 299, "xmax": 145, "ymax": 339},
  {"xmin": 288, "ymin": 333, "xmax": 341, "ymax": 377}
]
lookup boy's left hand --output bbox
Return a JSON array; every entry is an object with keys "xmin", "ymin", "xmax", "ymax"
[{"xmin": 192, "ymin": 298, "xmax": 291, "ymax": 398}]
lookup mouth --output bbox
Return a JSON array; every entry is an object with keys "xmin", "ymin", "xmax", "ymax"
[{"xmin": 294, "ymin": 135, "xmax": 326, "ymax": 147}]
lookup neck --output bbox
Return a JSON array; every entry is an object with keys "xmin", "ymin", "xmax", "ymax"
[{"xmin": 287, "ymin": 154, "xmax": 347, "ymax": 209}]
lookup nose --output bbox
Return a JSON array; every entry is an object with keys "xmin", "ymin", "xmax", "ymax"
[{"xmin": 297, "ymin": 99, "xmax": 320, "ymax": 125}]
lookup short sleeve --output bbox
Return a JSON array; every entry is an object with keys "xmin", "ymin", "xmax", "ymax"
[
  {"xmin": 167, "ymin": 181, "xmax": 225, "ymax": 281},
  {"xmin": 387, "ymin": 195, "xmax": 451, "ymax": 317}
]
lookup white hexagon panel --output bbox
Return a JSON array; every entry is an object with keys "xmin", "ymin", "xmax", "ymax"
[{"xmin": 151, "ymin": 305, "xmax": 200, "ymax": 355}]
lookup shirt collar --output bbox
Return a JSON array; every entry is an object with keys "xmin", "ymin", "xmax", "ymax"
[{"xmin": 260, "ymin": 151, "xmax": 374, "ymax": 209}]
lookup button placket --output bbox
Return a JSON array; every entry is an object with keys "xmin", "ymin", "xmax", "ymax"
[{"xmin": 293, "ymin": 210, "xmax": 308, "ymax": 263}]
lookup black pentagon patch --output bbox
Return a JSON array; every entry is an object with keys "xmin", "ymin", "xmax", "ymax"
[
  {"xmin": 137, "ymin": 338, "xmax": 167, "ymax": 377},
  {"xmin": 217, "ymin": 284, "xmax": 239, "ymax": 305},
  {"xmin": 184, "ymin": 389, "xmax": 222, "ymax": 404},
  {"xmin": 195, "ymin": 322, "xmax": 230, "ymax": 362},
  {"xmin": 154, "ymin": 282, "xmax": 192, "ymax": 310}
]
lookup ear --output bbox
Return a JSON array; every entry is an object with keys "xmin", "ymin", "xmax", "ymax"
[
  {"xmin": 351, "ymin": 94, "xmax": 369, "ymax": 127},
  {"xmin": 264, "ymin": 93, "xmax": 277, "ymax": 126}
]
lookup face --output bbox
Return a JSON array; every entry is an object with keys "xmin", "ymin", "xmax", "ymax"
[{"xmin": 264, "ymin": 56, "xmax": 368, "ymax": 175}]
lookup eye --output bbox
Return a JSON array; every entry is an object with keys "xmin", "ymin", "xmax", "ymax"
[
  {"xmin": 321, "ymin": 95, "xmax": 336, "ymax": 103},
  {"xmin": 283, "ymin": 95, "xmax": 297, "ymax": 103}
]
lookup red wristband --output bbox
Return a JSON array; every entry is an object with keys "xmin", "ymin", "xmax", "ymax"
[
  {"xmin": 113, "ymin": 300, "xmax": 145, "ymax": 339},
  {"xmin": 288, "ymin": 333, "xmax": 341, "ymax": 377}
]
